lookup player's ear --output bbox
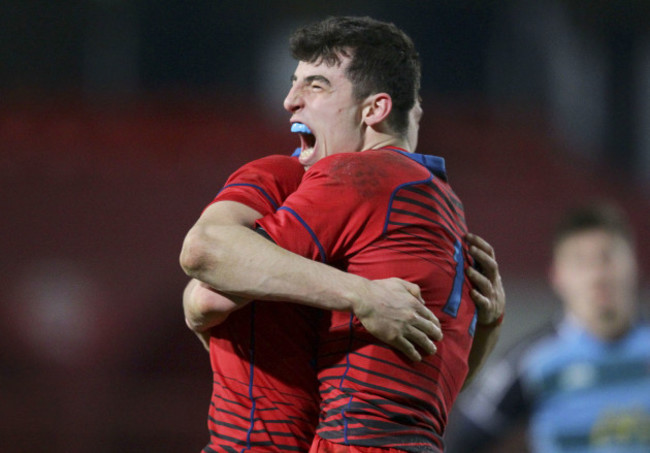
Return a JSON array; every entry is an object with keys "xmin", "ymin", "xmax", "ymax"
[{"xmin": 362, "ymin": 93, "xmax": 392, "ymax": 127}]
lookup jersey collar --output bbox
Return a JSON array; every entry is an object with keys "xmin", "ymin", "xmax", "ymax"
[{"xmin": 384, "ymin": 146, "xmax": 448, "ymax": 181}]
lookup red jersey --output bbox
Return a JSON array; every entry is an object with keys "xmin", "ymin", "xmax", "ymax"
[
  {"xmin": 203, "ymin": 155, "xmax": 321, "ymax": 452},
  {"xmin": 257, "ymin": 148, "xmax": 477, "ymax": 453}
]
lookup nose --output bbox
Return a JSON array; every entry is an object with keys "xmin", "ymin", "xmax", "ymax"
[
  {"xmin": 594, "ymin": 258, "xmax": 612, "ymax": 283},
  {"xmin": 283, "ymin": 85, "xmax": 303, "ymax": 113}
]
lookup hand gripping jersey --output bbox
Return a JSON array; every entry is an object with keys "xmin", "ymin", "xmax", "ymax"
[
  {"xmin": 446, "ymin": 318, "xmax": 650, "ymax": 453},
  {"xmin": 202, "ymin": 155, "xmax": 321, "ymax": 453},
  {"xmin": 257, "ymin": 148, "xmax": 478, "ymax": 453}
]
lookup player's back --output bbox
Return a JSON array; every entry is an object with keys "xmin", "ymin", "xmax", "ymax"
[
  {"xmin": 203, "ymin": 154, "xmax": 320, "ymax": 452},
  {"xmin": 314, "ymin": 148, "xmax": 476, "ymax": 452},
  {"xmin": 206, "ymin": 302, "xmax": 320, "ymax": 453}
]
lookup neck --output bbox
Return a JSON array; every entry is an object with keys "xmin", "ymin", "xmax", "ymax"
[{"xmin": 362, "ymin": 129, "xmax": 412, "ymax": 152}]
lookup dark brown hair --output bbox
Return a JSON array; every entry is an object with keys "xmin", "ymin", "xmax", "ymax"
[
  {"xmin": 552, "ymin": 202, "xmax": 635, "ymax": 250},
  {"xmin": 289, "ymin": 16, "xmax": 421, "ymax": 136}
]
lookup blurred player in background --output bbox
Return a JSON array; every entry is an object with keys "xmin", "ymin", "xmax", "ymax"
[
  {"xmin": 181, "ymin": 16, "xmax": 505, "ymax": 453},
  {"xmin": 444, "ymin": 202, "xmax": 650, "ymax": 453}
]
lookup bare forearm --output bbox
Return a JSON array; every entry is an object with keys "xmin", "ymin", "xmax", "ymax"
[
  {"xmin": 181, "ymin": 222, "xmax": 365, "ymax": 311},
  {"xmin": 463, "ymin": 323, "xmax": 501, "ymax": 389},
  {"xmin": 463, "ymin": 233, "xmax": 506, "ymax": 389},
  {"xmin": 179, "ymin": 200, "xmax": 441, "ymax": 361},
  {"xmin": 183, "ymin": 278, "xmax": 251, "ymax": 331}
]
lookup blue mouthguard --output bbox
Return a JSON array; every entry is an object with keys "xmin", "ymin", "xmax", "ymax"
[{"xmin": 291, "ymin": 122, "xmax": 312, "ymax": 134}]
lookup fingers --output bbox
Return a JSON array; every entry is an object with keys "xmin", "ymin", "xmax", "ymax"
[
  {"xmin": 363, "ymin": 277, "xmax": 443, "ymax": 361},
  {"xmin": 470, "ymin": 288, "xmax": 495, "ymax": 324},
  {"xmin": 403, "ymin": 279, "xmax": 425, "ymax": 303},
  {"xmin": 466, "ymin": 266, "xmax": 492, "ymax": 299},
  {"xmin": 392, "ymin": 323, "xmax": 440, "ymax": 362},
  {"xmin": 392, "ymin": 337, "xmax": 423, "ymax": 362},
  {"xmin": 399, "ymin": 278, "xmax": 443, "ymax": 342},
  {"xmin": 406, "ymin": 325, "xmax": 438, "ymax": 355},
  {"xmin": 467, "ymin": 262, "xmax": 499, "ymax": 322},
  {"xmin": 469, "ymin": 286, "xmax": 490, "ymax": 310},
  {"xmin": 470, "ymin": 246, "xmax": 497, "ymax": 277},
  {"xmin": 466, "ymin": 233, "xmax": 498, "ymax": 276},
  {"xmin": 466, "ymin": 232, "xmax": 495, "ymax": 257},
  {"xmin": 413, "ymin": 309, "xmax": 443, "ymax": 341},
  {"xmin": 414, "ymin": 300, "xmax": 439, "ymax": 323}
]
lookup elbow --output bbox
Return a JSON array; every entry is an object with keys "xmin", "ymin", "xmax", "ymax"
[{"xmin": 180, "ymin": 225, "xmax": 215, "ymax": 279}]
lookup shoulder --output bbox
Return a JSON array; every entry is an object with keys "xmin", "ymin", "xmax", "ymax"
[
  {"xmin": 634, "ymin": 321, "xmax": 650, "ymax": 335},
  {"xmin": 246, "ymin": 154, "xmax": 304, "ymax": 174},
  {"xmin": 307, "ymin": 149, "xmax": 424, "ymax": 181},
  {"xmin": 304, "ymin": 151, "xmax": 408, "ymax": 201},
  {"xmin": 231, "ymin": 154, "xmax": 304, "ymax": 186},
  {"xmin": 624, "ymin": 322, "xmax": 650, "ymax": 351}
]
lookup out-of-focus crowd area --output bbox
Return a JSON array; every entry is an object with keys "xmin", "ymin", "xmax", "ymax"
[{"xmin": 1, "ymin": 1, "xmax": 649, "ymax": 452}]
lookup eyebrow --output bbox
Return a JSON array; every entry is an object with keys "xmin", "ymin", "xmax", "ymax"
[{"xmin": 290, "ymin": 74, "xmax": 332, "ymax": 86}]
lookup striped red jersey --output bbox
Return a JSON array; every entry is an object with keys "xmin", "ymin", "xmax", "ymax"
[
  {"xmin": 257, "ymin": 148, "xmax": 477, "ymax": 452},
  {"xmin": 203, "ymin": 155, "xmax": 321, "ymax": 453}
]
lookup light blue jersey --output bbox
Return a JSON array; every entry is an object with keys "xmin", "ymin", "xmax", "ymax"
[
  {"xmin": 445, "ymin": 318, "xmax": 650, "ymax": 453},
  {"xmin": 523, "ymin": 319, "xmax": 650, "ymax": 452}
]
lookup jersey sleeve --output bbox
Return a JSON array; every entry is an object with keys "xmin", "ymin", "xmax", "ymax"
[
  {"xmin": 207, "ymin": 155, "xmax": 304, "ymax": 216},
  {"xmin": 255, "ymin": 153, "xmax": 384, "ymax": 263}
]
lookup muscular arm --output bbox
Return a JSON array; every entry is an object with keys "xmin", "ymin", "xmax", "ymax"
[
  {"xmin": 463, "ymin": 233, "xmax": 506, "ymax": 388},
  {"xmin": 182, "ymin": 278, "xmax": 242, "ymax": 351},
  {"xmin": 181, "ymin": 205, "xmax": 505, "ymax": 370},
  {"xmin": 181, "ymin": 201, "xmax": 261, "ymax": 350},
  {"xmin": 183, "ymin": 278, "xmax": 237, "ymax": 331},
  {"xmin": 180, "ymin": 200, "xmax": 442, "ymax": 361}
]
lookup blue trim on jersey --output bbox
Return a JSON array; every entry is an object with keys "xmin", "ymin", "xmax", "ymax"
[
  {"xmin": 242, "ymin": 302, "xmax": 257, "ymax": 453},
  {"xmin": 469, "ymin": 310, "xmax": 478, "ymax": 337},
  {"xmin": 382, "ymin": 176, "xmax": 434, "ymax": 235},
  {"xmin": 343, "ymin": 396, "xmax": 354, "ymax": 445},
  {"xmin": 386, "ymin": 147, "xmax": 448, "ymax": 181},
  {"xmin": 277, "ymin": 206, "xmax": 327, "ymax": 263},
  {"xmin": 339, "ymin": 312, "xmax": 357, "ymax": 444},
  {"xmin": 443, "ymin": 240, "xmax": 465, "ymax": 318},
  {"xmin": 220, "ymin": 183, "xmax": 279, "ymax": 210},
  {"xmin": 339, "ymin": 312, "xmax": 356, "ymax": 390}
]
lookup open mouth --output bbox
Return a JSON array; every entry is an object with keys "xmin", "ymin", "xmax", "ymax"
[
  {"xmin": 291, "ymin": 122, "xmax": 316, "ymax": 164},
  {"xmin": 298, "ymin": 131, "xmax": 316, "ymax": 150},
  {"xmin": 291, "ymin": 122, "xmax": 315, "ymax": 148}
]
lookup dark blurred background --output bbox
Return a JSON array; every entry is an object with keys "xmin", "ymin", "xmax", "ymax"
[{"xmin": 1, "ymin": 1, "xmax": 649, "ymax": 452}]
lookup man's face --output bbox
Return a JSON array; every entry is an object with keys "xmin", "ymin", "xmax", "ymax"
[
  {"xmin": 284, "ymin": 55, "xmax": 366, "ymax": 167},
  {"xmin": 550, "ymin": 229, "xmax": 638, "ymax": 339}
]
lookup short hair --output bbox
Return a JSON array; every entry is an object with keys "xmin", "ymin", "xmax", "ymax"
[
  {"xmin": 289, "ymin": 16, "xmax": 421, "ymax": 136},
  {"xmin": 552, "ymin": 202, "xmax": 635, "ymax": 251}
]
